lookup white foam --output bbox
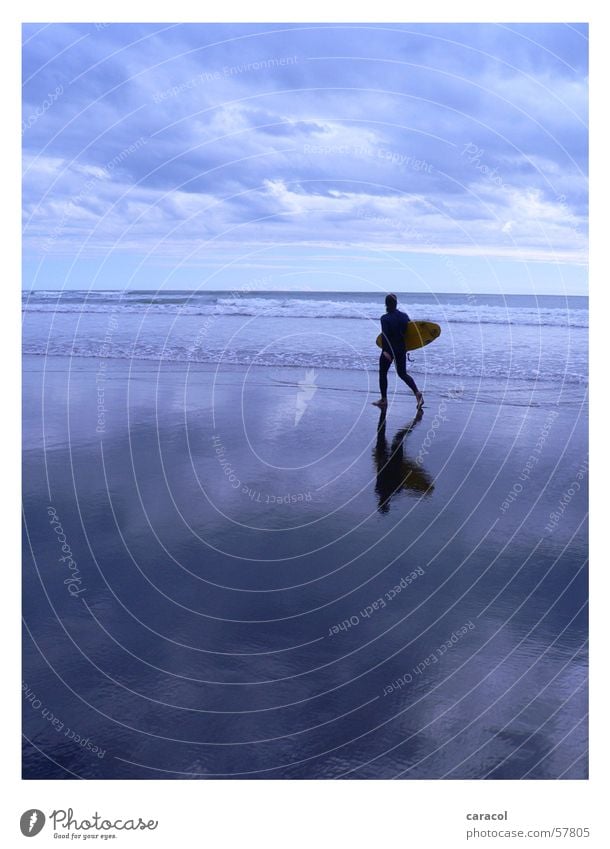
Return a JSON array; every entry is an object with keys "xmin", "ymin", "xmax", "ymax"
[{"xmin": 22, "ymin": 293, "xmax": 588, "ymax": 327}]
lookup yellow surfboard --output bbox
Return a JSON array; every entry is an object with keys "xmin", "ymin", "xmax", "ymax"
[{"xmin": 376, "ymin": 320, "xmax": 441, "ymax": 351}]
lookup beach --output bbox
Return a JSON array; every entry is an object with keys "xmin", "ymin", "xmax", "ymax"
[{"xmin": 23, "ymin": 310, "xmax": 588, "ymax": 778}]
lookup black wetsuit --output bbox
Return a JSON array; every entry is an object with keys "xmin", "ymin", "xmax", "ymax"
[{"xmin": 379, "ymin": 308, "xmax": 419, "ymax": 398}]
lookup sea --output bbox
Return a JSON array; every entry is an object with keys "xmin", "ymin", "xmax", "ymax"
[{"xmin": 22, "ymin": 289, "xmax": 588, "ymax": 404}]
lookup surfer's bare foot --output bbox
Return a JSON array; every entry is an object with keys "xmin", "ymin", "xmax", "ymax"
[
  {"xmin": 416, "ymin": 392, "xmax": 424, "ymax": 408},
  {"xmin": 372, "ymin": 399, "xmax": 388, "ymax": 408}
]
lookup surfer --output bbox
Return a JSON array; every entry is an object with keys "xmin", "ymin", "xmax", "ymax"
[{"xmin": 372, "ymin": 294, "xmax": 424, "ymax": 409}]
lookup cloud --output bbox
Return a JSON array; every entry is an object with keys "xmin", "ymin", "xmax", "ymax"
[{"xmin": 22, "ymin": 23, "xmax": 588, "ymax": 270}]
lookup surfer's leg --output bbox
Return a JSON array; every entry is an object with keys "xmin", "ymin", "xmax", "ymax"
[
  {"xmin": 373, "ymin": 353, "xmax": 392, "ymax": 407},
  {"xmin": 379, "ymin": 353, "xmax": 392, "ymax": 397},
  {"xmin": 395, "ymin": 353, "xmax": 423, "ymax": 406}
]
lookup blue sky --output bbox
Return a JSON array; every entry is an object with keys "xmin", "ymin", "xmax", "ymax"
[{"xmin": 22, "ymin": 22, "xmax": 588, "ymax": 294}]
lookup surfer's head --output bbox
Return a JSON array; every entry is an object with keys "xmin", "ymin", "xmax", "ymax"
[{"xmin": 385, "ymin": 293, "xmax": 398, "ymax": 312}]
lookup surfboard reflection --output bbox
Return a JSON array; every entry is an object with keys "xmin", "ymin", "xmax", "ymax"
[{"xmin": 373, "ymin": 409, "xmax": 434, "ymax": 513}]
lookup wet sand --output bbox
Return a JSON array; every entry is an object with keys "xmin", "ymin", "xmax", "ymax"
[{"xmin": 23, "ymin": 355, "xmax": 588, "ymax": 779}]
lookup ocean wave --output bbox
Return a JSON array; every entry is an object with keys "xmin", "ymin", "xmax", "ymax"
[
  {"xmin": 22, "ymin": 342, "xmax": 589, "ymax": 385},
  {"xmin": 22, "ymin": 295, "xmax": 589, "ymax": 328}
]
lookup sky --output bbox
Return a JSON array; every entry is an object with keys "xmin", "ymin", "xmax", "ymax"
[{"xmin": 22, "ymin": 22, "xmax": 588, "ymax": 294}]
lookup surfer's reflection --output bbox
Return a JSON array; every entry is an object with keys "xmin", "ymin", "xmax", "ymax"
[{"xmin": 373, "ymin": 409, "xmax": 434, "ymax": 513}]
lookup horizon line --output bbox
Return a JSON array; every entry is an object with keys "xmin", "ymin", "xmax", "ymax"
[{"xmin": 22, "ymin": 288, "xmax": 589, "ymax": 297}]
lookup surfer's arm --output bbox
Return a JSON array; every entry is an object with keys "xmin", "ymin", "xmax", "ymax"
[{"xmin": 379, "ymin": 315, "xmax": 393, "ymax": 355}]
